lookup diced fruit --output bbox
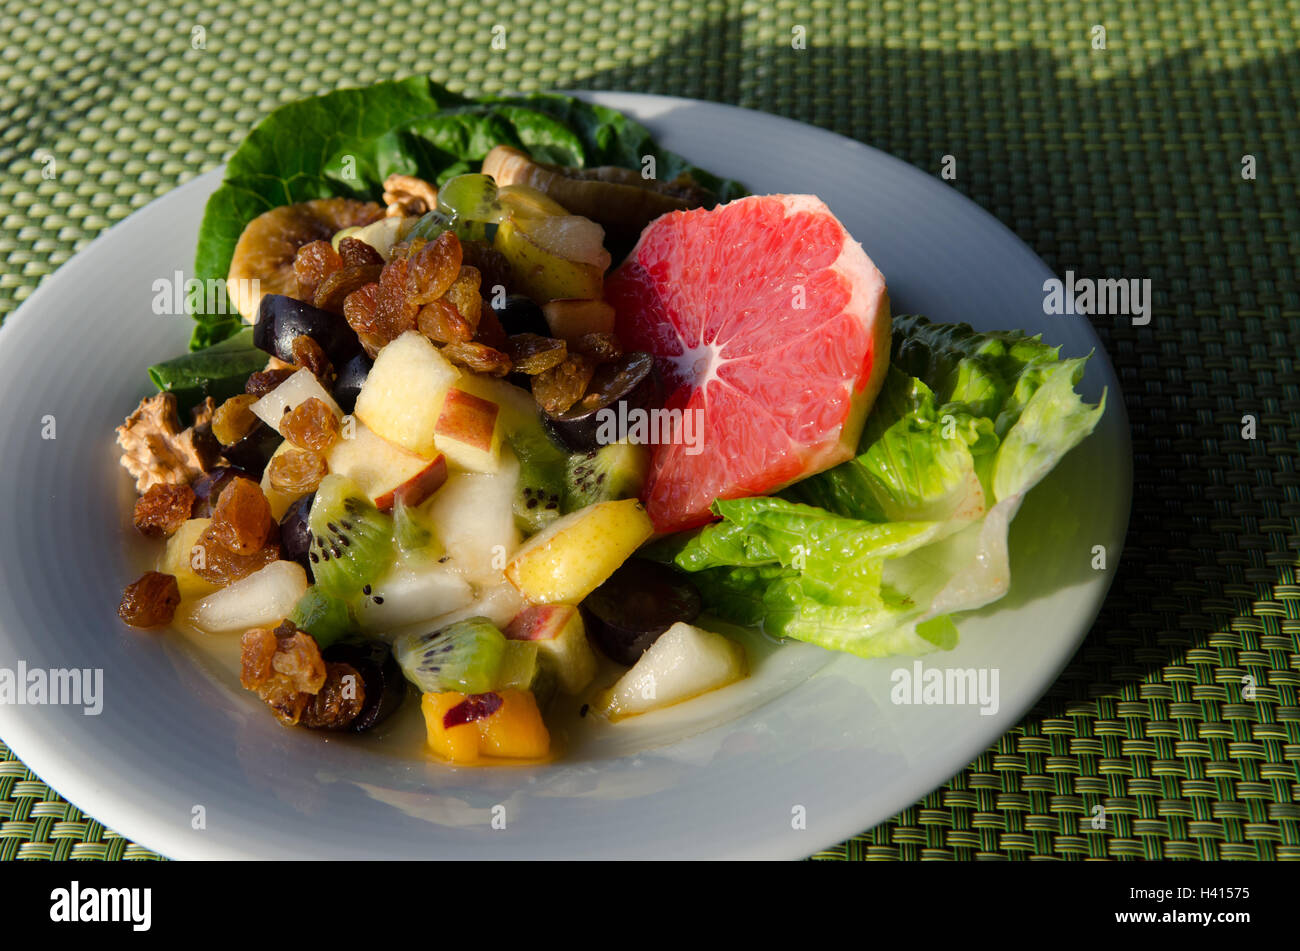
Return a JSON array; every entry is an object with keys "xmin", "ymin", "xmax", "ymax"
[
  {"xmin": 497, "ymin": 640, "xmax": 541, "ymax": 690},
  {"xmin": 504, "ymin": 498, "xmax": 653, "ymax": 604},
  {"xmin": 593, "ymin": 621, "xmax": 746, "ymax": 721},
  {"xmin": 326, "ymin": 421, "xmax": 448, "ymax": 511},
  {"xmin": 392, "ymin": 497, "xmax": 444, "ymax": 561},
  {"xmin": 338, "ymin": 217, "xmax": 419, "ymax": 260},
  {"xmin": 159, "ymin": 518, "xmax": 220, "ymax": 599},
  {"xmin": 497, "ymin": 184, "xmax": 570, "ymax": 219},
  {"xmin": 542, "ymin": 298, "xmax": 615, "ymax": 341},
  {"xmin": 354, "ymin": 330, "xmax": 461, "ymax": 457},
  {"xmin": 494, "ymin": 217, "xmax": 605, "ymax": 303},
  {"xmin": 394, "ymin": 617, "xmax": 507, "ymax": 694},
  {"xmin": 476, "ymin": 689, "xmax": 549, "ymax": 759},
  {"xmin": 505, "ymin": 603, "xmax": 597, "ymax": 694},
  {"xmin": 426, "ymin": 460, "xmax": 522, "ymax": 586},
  {"xmin": 583, "ymin": 559, "xmax": 703, "ymax": 665},
  {"xmin": 564, "ymin": 441, "xmax": 649, "ymax": 511},
  {"xmin": 433, "ymin": 386, "xmax": 503, "ymax": 472},
  {"xmin": 307, "ymin": 474, "xmax": 395, "ymax": 600},
  {"xmin": 251, "ymin": 368, "xmax": 343, "ymax": 436},
  {"xmin": 421, "ymin": 692, "xmax": 483, "ymax": 764},
  {"xmin": 287, "ymin": 586, "xmax": 353, "ymax": 649},
  {"xmin": 260, "ymin": 440, "xmax": 307, "ymax": 521},
  {"xmin": 187, "ymin": 561, "xmax": 308, "ymax": 634},
  {"xmin": 352, "ymin": 563, "xmax": 474, "ymax": 632},
  {"xmin": 420, "ymin": 688, "xmax": 550, "ymax": 764}
]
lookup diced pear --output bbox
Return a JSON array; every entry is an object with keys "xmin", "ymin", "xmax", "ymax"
[
  {"xmin": 251, "ymin": 368, "xmax": 342, "ymax": 435},
  {"xmin": 593, "ymin": 621, "xmax": 747, "ymax": 721},
  {"xmin": 159, "ymin": 518, "xmax": 219, "ymax": 599},
  {"xmin": 426, "ymin": 461, "xmax": 522, "ymax": 586},
  {"xmin": 355, "ymin": 330, "xmax": 460, "ymax": 457},
  {"xmin": 352, "ymin": 563, "xmax": 475, "ymax": 632},
  {"xmin": 338, "ymin": 216, "xmax": 419, "ymax": 259},
  {"xmin": 504, "ymin": 498, "xmax": 653, "ymax": 604},
  {"xmin": 494, "ymin": 216, "xmax": 605, "ymax": 302},
  {"xmin": 187, "ymin": 560, "xmax": 308, "ymax": 634},
  {"xmin": 259, "ymin": 440, "xmax": 304, "ymax": 520}
]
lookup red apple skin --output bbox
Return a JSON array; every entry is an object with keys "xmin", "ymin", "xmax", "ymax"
[
  {"xmin": 373, "ymin": 454, "xmax": 448, "ymax": 512},
  {"xmin": 505, "ymin": 604, "xmax": 577, "ymax": 642},
  {"xmin": 435, "ymin": 389, "xmax": 500, "ymax": 451}
]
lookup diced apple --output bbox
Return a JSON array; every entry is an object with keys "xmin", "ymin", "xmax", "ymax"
[
  {"xmin": 505, "ymin": 604, "xmax": 597, "ymax": 695},
  {"xmin": 504, "ymin": 498, "xmax": 653, "ymax": 604},
  {"xmin": 187, "ymin": 561, "xmax": 308, "ymax": 634},
  {"xmin": 593, "ymin": 621, "xmax": 747, "ymax": 721},
  {"xmin": 337, "ymin": 216, "xmax": 419, "ymax": 260},
  {"xmin": 326, "ymin": 421, "xmax": 448, "ymax": 511},
  {"xmin": 434, "ymin": 386, "xmax": 503, "ymax": 472},
  {"xmin": 494, "ymin": 217, "xmax": 605, "ymax": 302},
  {"xmin": 352, "ymin": 563, "xmax": 475, "ymax": 632},
  {"xmin": 159, "ymin": 518, "xmax": 219, "ymax": 600},
  {"xmin": 354, "ymin": 330, "xmax": 461, "ymax": 457},
  {"xmin": 542, "ymin": 298, "xmax": 616, "ymax": 341},
  {"xmin": 251, "ymin": 368, "xmax": 342, "ymax": 435}
]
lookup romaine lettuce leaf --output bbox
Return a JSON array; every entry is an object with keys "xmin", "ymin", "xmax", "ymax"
[{"xmin": 668, "ymin": 316, "xmax": 1105, "ymax": 660}]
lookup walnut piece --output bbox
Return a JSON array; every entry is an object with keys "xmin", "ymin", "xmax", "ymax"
[
  {"xmin": 116, "ymin": 393, "xmax": 218, "ymax": 494},
  {"xmin": 383, "ymin": 174, "xmax": 439, "ymax": 217}
]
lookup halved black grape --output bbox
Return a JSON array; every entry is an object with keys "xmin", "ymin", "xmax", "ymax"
[
  {"xmin": 543, "ymin": 352, "xmax": 659, "ymax": 452},
  {"xmin": 582, "ymin": 559, "xmax": 702, "ymax": 665},
  {"xmin": 332, "ymin": 351, "xmax": 372, "ymax": 414},
  {"xmin": 492, "ymin": 295, "xmax": 550, "ymax": 337},
  {"xmin": 322, "ymin": 639, "xmax": 407, "ymax": 732},
  {"xmin": 255, "ymin": 294, "xmax": 361, "ymax": 366},
  {"xmin": 220, "ymin": 420, "xmax": 281, "ymax": 478},
  {"xmin": 278, "ymin": 493, "xmax": 315, "ymax": 576}
]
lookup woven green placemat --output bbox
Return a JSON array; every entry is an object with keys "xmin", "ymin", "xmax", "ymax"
[{"xmin": 1, "ymin": 0, "xmax": 1297, "ymax": 860}]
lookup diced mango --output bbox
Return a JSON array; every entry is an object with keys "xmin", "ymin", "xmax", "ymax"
[
  {"xmin": 421, "ymin": 692, "xmax": 482, "ymax": 764},
  {"xmin": 476, "ymin": 689, "xmax": 550, "ymax": 759}
]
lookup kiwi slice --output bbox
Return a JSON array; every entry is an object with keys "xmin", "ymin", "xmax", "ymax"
[
  {"xmin": 287, "ymin": 586, "xmax": 353, "ymax": 649},
  {"xmin": 307, "ymin": 474, "xmax": 396, "ymax": 600},
  {"xmin": 508, "ymin": 426, "xmax": 567, "ymax": 535},
  {"xmin": 392, "ymin": 498, "xmax": 444, "ymax": 563},
  {"xmin": 393, "ymin": 616, "xmax": 508, "ymax": 695},
  {"xmin": 563, "ymin": 442, "xmax": 649, "ymax": 511}
]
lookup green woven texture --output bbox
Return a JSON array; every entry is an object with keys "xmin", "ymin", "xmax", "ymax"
[{"xmin": 2, "ymin": 0, "xmax": 1298, "ymax": 860}]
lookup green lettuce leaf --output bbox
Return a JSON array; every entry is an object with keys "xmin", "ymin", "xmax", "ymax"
[{"xmin": 672, "ymin": 316, "xmax": 1105, "ymax": 660}]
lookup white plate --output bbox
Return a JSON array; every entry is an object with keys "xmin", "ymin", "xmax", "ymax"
[{"xmin": 0, "ymin": 92, "xmax": 1130, "ymax": 859}]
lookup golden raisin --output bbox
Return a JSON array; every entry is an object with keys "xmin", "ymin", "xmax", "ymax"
[
  {"xmin": 289, "ymin": 335, "xmax": 334, "ymax": 383},
  {"xmin": 406, "ymin": 231, "xmax": 463, "ymax": 305},
  {"xmin": 416, "ymin": 298, "xmax": 474, "ymax": 345},
  {"xmin": 133, "ymin": 482, "xmax": 196, "ymax": 537},
  {"xmin": 313, "ymin": 264, "xmax": 384, "ymax": 314},
  {"xmin": 441, "ymin": 340, "xmax": 512, "ymax": 377},
  {"xmin": 210, "ymin": 477, "xmax": 275, "ymax": 555},
  {"xmin": 374, "ymin": 257, "xmax": 419, "ymax": 341},
  {"xmin": 281, "ymin": 397, "xmax": 340, "ymax": 452},
  {"xmin": 246, "ymin": 368, "xmax": 296, "ymax": 397},
  {"xmin": 504, "ymin": 333, "xmax": 567, "ymax": 374},
  {"xmin": 299, "ymin": 662, "xmax": 366, "ymax": 730},
  {"xmin": 338, "ymin": 236, "xmax": 384, "ymax": 267},
  {"xmin": 443, "ymin": 265, "xmax": 482, "ymax": 327},
  {"xmin": 118, "ymin": 571, "xmax": 181, "ymax": 628},
  {"xmin": 211, "ymin": 394, "xmax": 260, "ymax": 446},
  {"xmin": 192, "ymin": 526, "xmax": 280, "ymax": 585},
  {"xmin": 240, "ymin": 625, "xmax": 329, "ymax": 726},
  {"xmin": 532, "ymin": 353, "xmax": 597, "ymax": 413},
  {"xmin": 268, "ymin": 449, "xmax": 328, "ymax": 494},
  {"xmin": 293, "ymin": 240, "xmax": 342, "ymax": 302},
  {"xmin": 571, "ymin": 332, "xmax": 624, "ymax": 363}
]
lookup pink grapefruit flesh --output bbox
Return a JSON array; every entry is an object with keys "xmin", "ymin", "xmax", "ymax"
[{"xmin": 606, "ymin": 194, "xmax": 891, "ymax": 533}]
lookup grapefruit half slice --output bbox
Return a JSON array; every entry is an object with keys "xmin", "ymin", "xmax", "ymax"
[{"xmin": 606, "ymin": 194, "xmax": 890, "ymax": 533}]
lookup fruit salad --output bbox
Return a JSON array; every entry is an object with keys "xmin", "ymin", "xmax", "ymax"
[{"xmin": 114, "ymin": 80, "xmax": 1105, "ymax": 765}]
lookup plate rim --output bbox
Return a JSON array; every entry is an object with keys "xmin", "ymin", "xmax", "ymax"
[{"xmin": 0, "ymin": 89, "xmax": 1133, "ymax": 860}]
